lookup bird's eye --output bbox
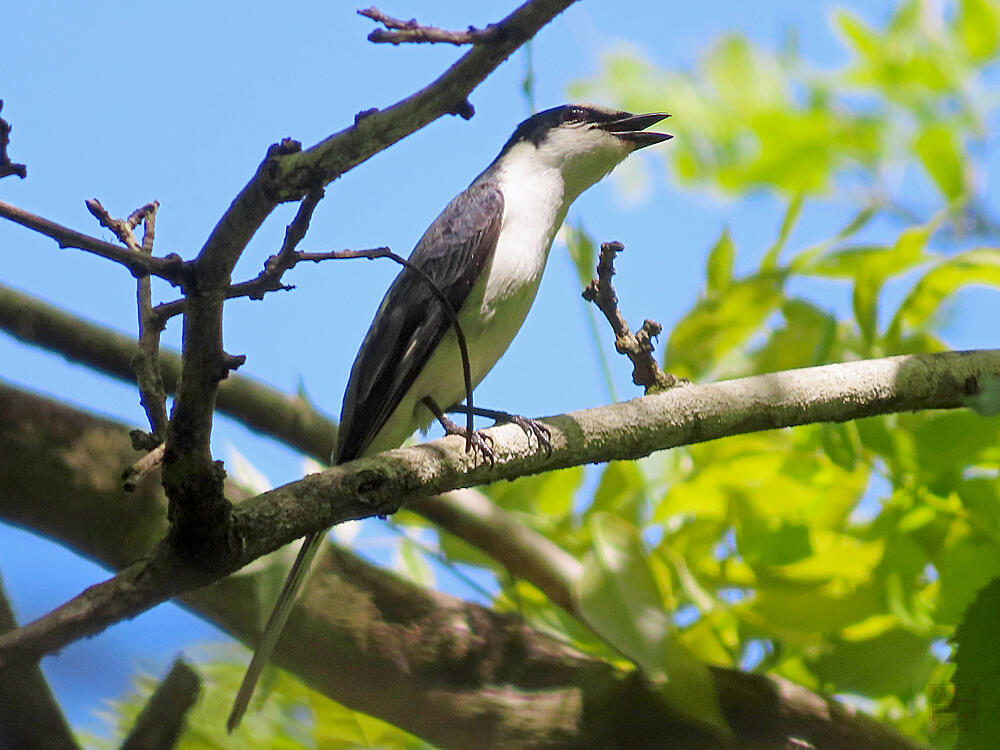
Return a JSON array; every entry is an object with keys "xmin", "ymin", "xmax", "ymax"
[{"xmin": 561, "ymin": 106, "xmax": 586, "ymax": 123}]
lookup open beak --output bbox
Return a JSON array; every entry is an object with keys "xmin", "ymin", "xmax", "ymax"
[{"xmin": 600, "ymin": 112, "xmax": 672, "ymax": 149}]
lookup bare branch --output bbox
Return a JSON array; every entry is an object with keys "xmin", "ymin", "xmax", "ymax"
[
  {"xmin": 0, "ymin": 198, "xmax": 190, "ymax": 285},
  {"xmin": 583, "ymin": 240, "xmax": 682, "ymax": 393},
  {"xmin": 360, "ymin": 6, "xmax": 502, "ymax": 46},
  {"xmin": 0, "ymin": 101, "xmax": 27, "ymax": 180},
  {"xmin": 119, "ymin": 659, "xmax": 201, "ymax": 750}
]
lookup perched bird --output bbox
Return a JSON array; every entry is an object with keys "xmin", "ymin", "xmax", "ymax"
[{"xmin": 228, "ymin": 103, "xmax": 671, "ymax": 730}]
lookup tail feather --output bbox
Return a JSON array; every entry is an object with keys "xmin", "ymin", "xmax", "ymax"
[{"xmin": 227, "ymin": 529, "xmax": 327, "ymax": 732}]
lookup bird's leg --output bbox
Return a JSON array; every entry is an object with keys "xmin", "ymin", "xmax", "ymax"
[
  {"xmin": 445, "ymin": 403, "xmax": 552, "ymax": 457},
  {"xmin": 421, "ymin": 396, "xmax": 496, "ymax": 464}
]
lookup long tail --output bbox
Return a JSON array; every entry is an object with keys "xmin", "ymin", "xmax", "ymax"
[{"xmin": 227, "ymin": 529, "xmax": 327, "ymax": 732}]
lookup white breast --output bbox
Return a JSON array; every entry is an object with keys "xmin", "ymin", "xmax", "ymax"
[{"xmin": 361, "ymin": 144, "xmax": 572, "ymax": 455}]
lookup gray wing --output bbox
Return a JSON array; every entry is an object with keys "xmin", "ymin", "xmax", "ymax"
[{"xmin": 334, "ymin": 180, "xmax": 503, "ymax": 464}]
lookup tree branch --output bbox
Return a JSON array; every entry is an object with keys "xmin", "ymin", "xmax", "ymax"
[
  {"xmin": 360, "ymin": 6, "xmax": 502, "ymax": 46},
  {"xmin": 0, "ymin": 282, "xmax": 338, "ymax": 460},
  {"xmin": 1, "ymin": 347, "xmax": 997, "ymax": 671},
  {"xmin": 119, "ymin": 659, "xmax": 201, "ymax": 750},
  {"xmin": 0, "ymin": 574, "xmax": 80, "ymax": 750},
  {"xmin": 0, "ymin": 382, "xmax": 928, "ymax": 750},
  {"xmin": 583, "ymin": 240, "xmax": 682, "ymax": 393},
  {"xmin": 0, "ymin": 199, "xmax": 190, "ymax": 284}
]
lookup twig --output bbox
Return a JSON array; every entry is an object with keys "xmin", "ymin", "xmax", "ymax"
[
  {"xmin": 0, "ymin": 101, "xmax": 27, "ymax": 180},
  {"xmin": 0, "ymin": 199, "xmax": 190, "ymax": 285},
  {"xmin": 359, "ymin": 6, "xmax": 502, "ymax": 46},
  {"xmin": 150, "ymin": 190, "xmax": 327, "ymax": 320},
  {"xmin": 86, "ymin": 198, "xmax": 143, "ymax": 253},
  {"xmin": 119, "ymin": 659, "xmax": 201, "ymax": 750},
  {"xmin": 583, "ymin": 241, "xmax": 683, "ymax": 393},
  {"xmin": 122, "ymin": 443, "xmax": 167, "ymax": 492}
]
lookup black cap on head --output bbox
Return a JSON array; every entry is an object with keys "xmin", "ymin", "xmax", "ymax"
[{"xmin": 499, "ymin": 104, "xmax": 671, "ymax": 155}]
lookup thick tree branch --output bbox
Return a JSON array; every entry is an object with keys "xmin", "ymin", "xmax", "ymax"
[
  {"xmin": 414, "ymin": 489, "xmax": 582, "ymax": 613},
  {"xmin": 1, "ymin": 348, "xmax": 997, "ymax": 672},
  {"xmin": 0, "ymin": 283, "xmax": 337, "ymax": 461},
  {"xmin": 0, "ymin": 383, "xmax": 927, "ymax": 750},
  {"xmin": 119, "ymin": 659, "xmax": 200, "ymax": 750},
  {"xmin": 0, "ymin": 574, "xmax": 80, "ymax": 750}
]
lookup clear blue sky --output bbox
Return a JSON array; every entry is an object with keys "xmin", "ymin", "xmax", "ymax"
[{"xmin": 6, "ymin": 0, "xmax": 994, "ymax": 740}]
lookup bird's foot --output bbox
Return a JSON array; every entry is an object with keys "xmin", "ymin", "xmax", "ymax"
[
  {"xmin": 440, "ymin": 414, "xmax": 497, "ymax": 465},
  {"xmin": 423, "ymin": 396, "xmax": 497, "ymax": 465},
  {"xmin": 445, "ymin": 403, "xmax": 552, "ymax": 457},
  {"xmin": 490, "ymin": 411, "xmax": 552, "ymax": 456}
]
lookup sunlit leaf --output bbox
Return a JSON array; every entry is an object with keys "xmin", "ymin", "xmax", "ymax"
[
  {"xmin": 760, "ymin": 193, "xmax": 804, "ymax": 269},
  {"xmin": 574, "ymin": 513, "xmax": 728, "ymax": 733},
  {"xmin": 914, "ymin": 122, "xmax": 968, "ymax": 200},
  {"xmin": 888, "ymin": 248, "xmax": 1000, "ymax": 339},
  {"xmin": 956, "ymin": 0, "xmax": 1000, "ymax": 61},
  {"xmin": 706, "ymin": 227, "xmax": 735, "ymax": 294}
]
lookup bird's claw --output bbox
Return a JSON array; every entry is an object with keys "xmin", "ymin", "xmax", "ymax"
[
  {"xmin": 443, "ymin": 422, "xmax": 496, "ymax": 465},
  {"xmin": 502, "ymin": 414, "xmax": 552, "ymax": 456}
]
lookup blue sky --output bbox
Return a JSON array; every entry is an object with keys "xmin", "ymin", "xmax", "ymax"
[{"xmin": 5, "ymin": 0, "xmax": 992, "ymax": 740}]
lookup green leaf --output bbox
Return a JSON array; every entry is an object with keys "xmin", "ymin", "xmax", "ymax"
[
  {"xmin": 706, "ymin": 227, "xmax": 735, "ymax": 294},
  {"xmin": 810, "ymin": 627, "xmax": 934, "ymax": 697},
  {"xmin": 760, "ymin": 193, "xmax": 804, "ymax": 269},
  {"xmin": 486, "ymin": 465, "xmax": 584, "ymax": 521},
  {"xmin": 750, "ymin": 298, "xmax": 838, "ymax": 372},
  {"xmin": 835, "ymin": 9, "xmax": 881, "ymax": 59},
  {"xmin": 574, "ymin": 514, "xmax": 728, "ymax": 733},
  {"xmin": 820, "ymin": 422, "xmax": 859, "ymax": 471},
  {"xmin": 914, "ymin": 123, "xmax": 967, "ymax": 200},
  {"xmin": 395, "ymin": 537, "xmax": 434, "ymax": 587},
  {"xmin": 564, "ymin": 220, "xmax": 597, "ymax": 288},
  {"xmin": 951, "ymin": 576, "xmax": 1000, "ymax": 746},
  {"xmin": 664, "ymin": 271, "xmax": 786, "ymax": 379},
  {"xmin": 588, "ymin": 460, "xmax": 646, "ymax": 524},
  {"xmin": 888, "ymin": 248, "xmax": 1000, "ymax": 339},
  {"xmin": 738, "ymin": 518, "xmax": 812, "ymax": 568},
  {"xmin": 956, "ymin": 0, "xmax": 1000, "ymax": 62},
  {"xmin": 936, "ymin": 539, "xmax": 1000, "ymax": 625}
]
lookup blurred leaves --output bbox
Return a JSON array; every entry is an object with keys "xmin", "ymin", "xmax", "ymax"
[{"xmin": 573, "ymin": 0, "xmax": 999, "ymax": 244}]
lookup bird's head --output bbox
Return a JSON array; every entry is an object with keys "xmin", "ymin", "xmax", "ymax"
[{"xmin": 495, "ymin": 104, "xmax": 671, "ymax": 198}]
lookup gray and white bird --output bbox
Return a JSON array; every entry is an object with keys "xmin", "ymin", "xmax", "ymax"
[{"xmin": 228, "ymin": 103, "xmax": 671, "ymax": 731}]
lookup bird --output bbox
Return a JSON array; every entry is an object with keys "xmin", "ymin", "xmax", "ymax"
[{"xmin": 227, "ymin": 103, "xmax": 671, "ymax": 731}]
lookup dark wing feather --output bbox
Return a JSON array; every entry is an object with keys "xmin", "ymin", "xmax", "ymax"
[{"xmin": 335, "ymin": 181, "xmax": 503, "ymax": 464}]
